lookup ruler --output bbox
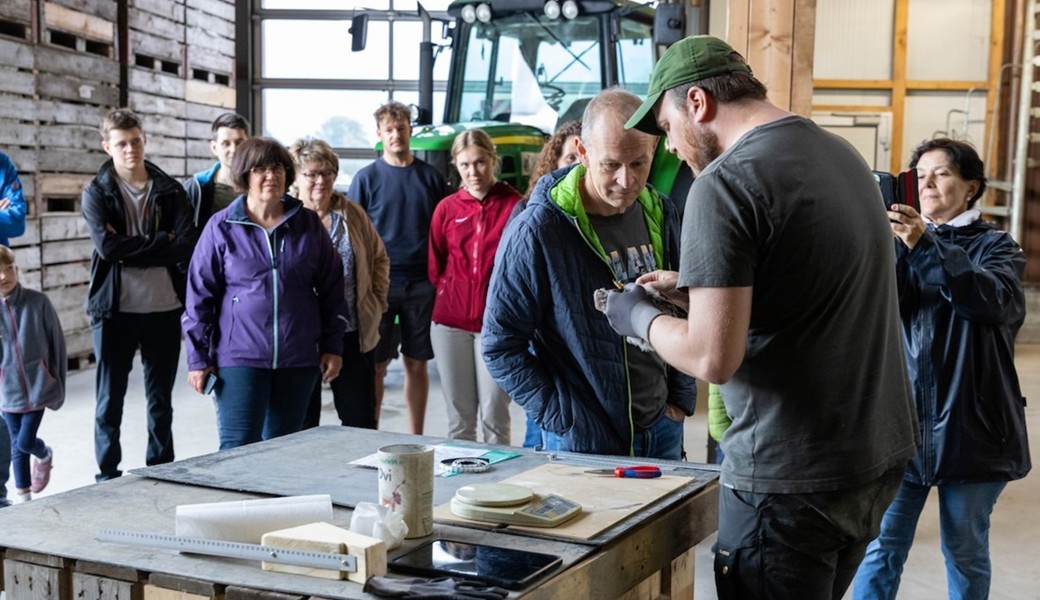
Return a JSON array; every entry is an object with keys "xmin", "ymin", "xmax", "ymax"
[
  {"xmin": 96, "ymin": 529, "xmax": 357, "ymax": 572},
  {"xmin": 538, "ymin": 450, "xmax": 721, "ymax": 473}
]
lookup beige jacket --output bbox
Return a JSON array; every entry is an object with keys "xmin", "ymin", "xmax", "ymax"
[{"xmin": 338, "ymin": 199, "xmax": 390, "ymax": 353}]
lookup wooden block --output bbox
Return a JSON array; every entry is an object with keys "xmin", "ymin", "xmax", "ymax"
[
  {"xmin": 40, "ymin": 173, "xmax": 93, "ymax": 197},
  {"xmin": 0, "ymin": 0, "xmax": 33, "ymax": 23},
  {"xmin": 184, "ymin": 80, "xmax": 235, "ymax": 109},
  {"xmin": 44, "ymin": 2, "xmax": 114, "ymax": 43},
  {"xmin": 72, "ymin": 571, "xmax": 142, "ymax": 600},
  {"xmin": 43, "ymin": 262, "xmax": 90, "ymax": 291},
  {"xmin": 259, "ymin": 522, "xmax": 386, "ymax": 584},
  {"xmin": 144, "ymin": 586, "xmax": 213, "ymax": 600},
  {"xmin": 129, "ymin": 10, "xmax": 183, "ymax": 43},
  {"xmin": 133, "ymin": 0, "xmax": 186, "ymax": 24},
  {"xmin": 35, "ymin": 45, "xmax": 119, "ymax": 84},
  {"xmin": 3, "ymin": 558, "xmax": 70, "ymax": 599},
  {"xmin": 47, "ymin": 0, "xmax": 116, "ymax": 23},
  {"xmin": 0, "ymin": 92, "xmax": 36, "ymax": 121},
  {"xmin": 20, "ymin": 268, "xmax": 42, "ymax": 291},
  {"xmin": 185, "ymin": 0, "xmax": 234, "ymax": 23},
  {"xmin": 36, "ymin": 73, "xmax": 120, "ymax": 107},
  {"xmin": 0, "ymin": 38, "xmax": 35, "ymax": 70}
]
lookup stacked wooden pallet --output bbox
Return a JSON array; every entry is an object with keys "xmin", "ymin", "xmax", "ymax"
[{"xmin": 0, "ymin": 0, "xmax": 236, "ymax": 365}]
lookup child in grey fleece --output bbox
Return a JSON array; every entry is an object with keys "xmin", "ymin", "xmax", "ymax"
[{"xmin": 0, "ymin": 245, "xmax": 65, "ymax": 502}]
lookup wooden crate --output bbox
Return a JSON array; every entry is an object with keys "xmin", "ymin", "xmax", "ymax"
[{"xmin": 4, "ymin": 550, "xmax": 73, "ymax": 600}]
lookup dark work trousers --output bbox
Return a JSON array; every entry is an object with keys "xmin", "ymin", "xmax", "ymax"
[
  {"xmin": 92, "ymin": 309, "xmax": 182, "ymax": 481},
  {"xmin": 302, "ymin": 330, "xmax": 377, "ymax": 429},
  {"xmin": 714, "ymin": 465, "xmax": 905, "ymax": 600}
]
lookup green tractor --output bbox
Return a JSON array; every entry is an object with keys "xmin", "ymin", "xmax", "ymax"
[{"xmin": 357, "ymin": 0, "xmax": 695, "ymax": 199}]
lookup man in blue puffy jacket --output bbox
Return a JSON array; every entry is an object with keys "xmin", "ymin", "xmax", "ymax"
[{"xmin": 482, "ymin": 88, "xmax": 695, "ymax": 459}]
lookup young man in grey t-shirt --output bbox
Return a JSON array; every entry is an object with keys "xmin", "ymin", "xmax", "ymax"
[
  {"xmin": 605, "ymin": 36, "xmax": 918, "ymax": 599},
  {"xmin": 82, "ymin": 109, "xmax": 196, "ymax": 482}
]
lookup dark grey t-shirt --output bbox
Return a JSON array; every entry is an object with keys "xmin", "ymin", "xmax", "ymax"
[
  {"xmin": 678, "ymin": 115, "xmax": 918, "ymax": 494},
  {"xmin": 588, "ymin": 202, "xmax": 668, "ymax": 428}
]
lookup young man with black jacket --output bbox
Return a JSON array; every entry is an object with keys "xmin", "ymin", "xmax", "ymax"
[{"xmin": 82, "ymin": 109, "xmax": 196, "ymax": 481}]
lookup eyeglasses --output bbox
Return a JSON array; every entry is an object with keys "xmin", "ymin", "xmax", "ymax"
[
  {"xmin": 250, "ymin": 165, "xmax": 286, "ymax": 177},
  {"xmin": 300, "ymin": 169, "xmax": 337, "ymax": 182}
]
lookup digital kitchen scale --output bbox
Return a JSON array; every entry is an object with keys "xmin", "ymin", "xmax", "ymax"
[{"xmin": 449, "ymin": 483, "xmax": 581, "ymax": 528}]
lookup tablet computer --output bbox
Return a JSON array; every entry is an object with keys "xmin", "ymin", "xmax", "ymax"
[{"xmin": 388, "ymin": 539, "xmax": 562, "ymax": 590}]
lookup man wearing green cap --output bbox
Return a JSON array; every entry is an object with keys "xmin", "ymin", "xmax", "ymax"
[{"xmin": 604, "ymin": 35, "xmax": 918, "ymax": 598}]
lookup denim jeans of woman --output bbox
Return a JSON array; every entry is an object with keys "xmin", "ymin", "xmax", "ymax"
[
  {"xmin": 214, "ymin": 366, "xmax": 319, "ymax": 450},
  {"xmin": 852, "ymin": 479, "xmax": 1007, "ymax": 600}
]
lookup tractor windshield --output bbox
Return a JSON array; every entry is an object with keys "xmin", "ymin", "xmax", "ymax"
[{"xmin": 455, "ymin": 11, "xmax": 653, "ymax": 133}]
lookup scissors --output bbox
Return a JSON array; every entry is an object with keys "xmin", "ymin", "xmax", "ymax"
[{"xmin": 584, "ymin": 465, "xmax": 662, "ymax": 478}]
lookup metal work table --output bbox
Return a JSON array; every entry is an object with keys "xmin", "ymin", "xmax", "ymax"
[{"xmin": 0, "ymin": 427, "xmax": 718, "ymax": 599}]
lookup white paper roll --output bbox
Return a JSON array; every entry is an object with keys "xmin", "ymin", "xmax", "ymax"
[{"xmin": 175, "ymin": 494, "xmax": 334, "ymax": 543}]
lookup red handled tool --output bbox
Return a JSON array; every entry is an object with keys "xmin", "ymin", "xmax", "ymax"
[{"xmin": 584, "ymin": 465, "xmax": 662, "ymax": 478}]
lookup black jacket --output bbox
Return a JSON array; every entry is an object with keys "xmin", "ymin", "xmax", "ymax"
[
  {"xmin": 82, "ymin": 159, "xmax": 197, "ymax": 319},
  {"xmin": 896, "ymin": 217, "xmax": 1031, "ymax": 485}
]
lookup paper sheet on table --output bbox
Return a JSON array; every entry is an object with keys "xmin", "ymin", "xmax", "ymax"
[{"xmin": 349, "ymin": 443, "xmax": 520, "ymax": 476}]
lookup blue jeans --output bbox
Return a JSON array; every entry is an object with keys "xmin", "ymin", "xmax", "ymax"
[
  {"xmin": 214, "ymin": 366, "xmax": 319, "ymax": 450},
  {"xmin": 522, "ymin": 412, "xmax": 541, "ymax": 448},
  {"xmin": 852, "ymin": 479, "xmax": 1007, "ymax": 600},
  {"xmin": 540, "ymin": 408, "xmax": 684, "ymax": 460},
  {"xmin": 2, "ymin": 410, "xmax": 47, "ymax": 491},
  {"xmin": 93, "ymin": 310, "xmax": 182, "ymax": 481}
]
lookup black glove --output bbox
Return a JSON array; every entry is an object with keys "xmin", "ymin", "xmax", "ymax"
[
  {"xmin": 364, "ymin": 575, "xmax": 509, "ymax": 599},
  {"xmin": 604, "ymin": 282, "xmax": 663, "ymax": 342}
]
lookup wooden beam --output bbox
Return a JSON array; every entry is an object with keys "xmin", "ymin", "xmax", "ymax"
[
  {"xmin": 984, "ymin": 0, "xmax": 1007, "ymax": 169},
  {"xmin": 726, "ymin": 0, "xmax": 816, "ymax": 114},
  {"xmin": 812, "ymin": 104, "xmax": 895, "ymax": 113},
  {"xmin": 891, "ymin": 0, "xmax": 910, "ymax": 172}
]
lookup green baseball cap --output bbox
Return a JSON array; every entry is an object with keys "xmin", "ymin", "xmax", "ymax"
[{"xmin": 625, "ymin": 35, "xmax": 752, "ymax": 135}]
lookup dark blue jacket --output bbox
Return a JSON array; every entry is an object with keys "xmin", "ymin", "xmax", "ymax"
[
  {"xmin": 896, "ymin": 217, "xmax": 1031, "ymax": 484},
  {"xmin": 482, "ymin": 166, "xmax": 696, "ymax": 456}
]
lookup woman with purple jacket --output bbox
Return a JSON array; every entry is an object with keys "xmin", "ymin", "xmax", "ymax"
[{"xmin": 182, "ymin": 137, "xmax": 347, "ymax": 450}]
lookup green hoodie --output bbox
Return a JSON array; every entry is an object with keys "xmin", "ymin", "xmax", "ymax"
[{"xmin": 549, "ymin": 165, "xmax": 668, "ymax": 275}]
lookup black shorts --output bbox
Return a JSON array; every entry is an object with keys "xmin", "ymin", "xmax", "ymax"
[{"xmin": 374, "ymin": 279, "xmax": 436, "ymax": 363}]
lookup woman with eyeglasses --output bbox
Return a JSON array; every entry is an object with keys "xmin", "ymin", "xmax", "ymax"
[
  {"xmin": 182, "ymin": 137, "xmax": 347, "ymax": 450},
  {"xmin": 288, "ymin": 137, "xmax": 389, "ymax": 430}
]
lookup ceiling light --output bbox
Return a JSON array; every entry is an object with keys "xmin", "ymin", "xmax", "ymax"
[
  {"xmin": 543, "ymin": 0, "xmax": 561, "ymax": 19},
  {"xmin": 561, "ymin": 0, "xmax": 579, "ymax": 19},
  {"xmin": 475, "ymin": 3, "xmax": 492, "ymax": 22},
  {"xmin": 461, "ymin": 4, "xmax": 476, "ymax": 23}
]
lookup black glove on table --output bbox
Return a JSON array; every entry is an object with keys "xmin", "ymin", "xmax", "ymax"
[{"xmin": 364, "ymin": 575, "xmax": 509, "ymax": 599}]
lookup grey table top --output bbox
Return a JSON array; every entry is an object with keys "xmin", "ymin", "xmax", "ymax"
[{"xmin": 0, "ymin": 427, "xmax": 719, "ymax": 599}]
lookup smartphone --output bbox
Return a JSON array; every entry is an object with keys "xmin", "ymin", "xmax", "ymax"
[
  {"xmin": 203, "ymin": 372, "xmax": 218, "ymax": 395},
  {"xmin": 388, "ymin": 539, "xmax": 562, "ymax": 590},
  {"xmin": 873, "ymin": 169, "xmax": 919, "ymax": 213}
]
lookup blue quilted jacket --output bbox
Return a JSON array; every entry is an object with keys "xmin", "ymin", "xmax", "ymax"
[{"xmin": 482, "ymin": 165, "xmax": 696, "ymax": 456}]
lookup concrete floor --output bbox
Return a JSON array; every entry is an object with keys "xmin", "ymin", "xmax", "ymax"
[{"xmin": 16, "ymin": 344, "xmax": 1040, "ymax": 599}]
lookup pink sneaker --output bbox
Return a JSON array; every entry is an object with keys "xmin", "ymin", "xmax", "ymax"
[{"xmin": 30, "ymin": 446, "xmax": 53, "ymax": 493}]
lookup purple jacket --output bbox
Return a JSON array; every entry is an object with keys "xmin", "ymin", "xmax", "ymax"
[{"xmin": 182, "ymin": 194, "xmax": 347, "ymax": 370}]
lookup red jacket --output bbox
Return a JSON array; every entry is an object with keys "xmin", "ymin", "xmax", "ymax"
[{"xmin": 428, "ymin": 181, "xmax": 521, "ymax": 332}]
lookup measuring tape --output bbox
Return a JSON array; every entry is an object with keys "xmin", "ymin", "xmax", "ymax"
[
  {"xmin": 96, "ymin": 529, "xmax": 357, "ymax": 572},
  {"xmin": 440, "ymin": 457, "xmax": 491, "ymax": 474}
]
